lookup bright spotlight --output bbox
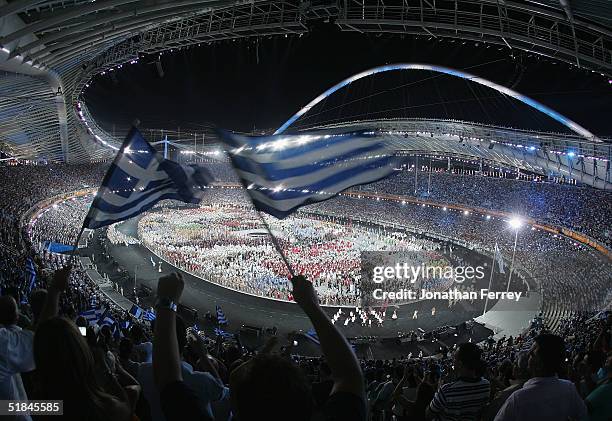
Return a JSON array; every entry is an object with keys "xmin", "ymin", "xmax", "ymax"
[
  {"xmin": 486, "ymin": 215, "xmax": 491, "ymax": 220},
  {"xmin": 508, "ymin": 217, "xmax": 523, "ymax": 229},
  {"xmin": 463, "ymin": 210, "xmax": 469, "ymax": 215},
  {"xmin": 567, "ymin": 151, "xmax": 575, "ymax": 157}
]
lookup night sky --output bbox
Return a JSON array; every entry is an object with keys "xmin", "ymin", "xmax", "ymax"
[{"xmin": 84, "ymin": 23, "xmax": 612, "ymax": 137}]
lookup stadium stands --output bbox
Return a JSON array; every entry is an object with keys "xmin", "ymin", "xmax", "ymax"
[{"xmin": 1, "ymin": 161, "xmax": 611, "ymax": 420}]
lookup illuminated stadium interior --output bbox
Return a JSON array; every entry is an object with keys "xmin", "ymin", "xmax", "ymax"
[{"xmin": 1, "ymin": 1, "xmax": 611, "ymax": 420}]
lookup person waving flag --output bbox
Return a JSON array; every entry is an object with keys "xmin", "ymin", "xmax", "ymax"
[{"xmin": 81, "ymin": 126, "xmax": 213, "ymax": 231}]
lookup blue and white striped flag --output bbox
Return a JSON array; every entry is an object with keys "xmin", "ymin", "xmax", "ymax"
[
  {"xmin": 24, "ymin": 257, "xmax": 37, "ymax": 292},
  {"xmin": 80, "ymin": 308, "xmax": 102, "ymax": 325},
  {"xmin": 129, "ymin": 304, "xmax": 143, "ymax": 319},
  {"xmin": 214, "ymin": 327, "xmax": 234, "ymax": 339},
  {"xmin": 83, "ymin": 127, "xmax": 214, "ymax": 229},
  {"xmin": 100, "ymin": 315, "xmax": 116, "ymax": 327},
  {"xmin": 216, "ymin": 305, "xmax": 228, "ymax": 325},
  {"xmin": 217, "ymin": 129, "xmax": 398, "ymax": 219},
  {"xmin": 142, "ymin": 309, "xmax": 156, "ymax": 322}
]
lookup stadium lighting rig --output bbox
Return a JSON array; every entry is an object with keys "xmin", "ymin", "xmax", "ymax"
[{"xmin": 508, "ymin": 216, "xmax": 523, "ymax": 230}]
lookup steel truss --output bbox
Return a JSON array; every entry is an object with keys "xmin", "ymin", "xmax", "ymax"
[
  {"xmin": 312, "ymin": 118, "xmax": 612, "ymax": 189},
  {"xmin": 335, "ymin": 0, "xmax": 611, "ymax": 77},
  {"xmin": 0, "ymin": 0, "xmax": 610, "ymax": 163}
]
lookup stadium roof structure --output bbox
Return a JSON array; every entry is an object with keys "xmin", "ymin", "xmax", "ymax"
[{"xmin": 0, "ymin": 0, "xmax": 610, "ymax": 187}]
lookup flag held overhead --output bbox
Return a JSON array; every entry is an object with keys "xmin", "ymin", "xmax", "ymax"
[{"xmin": 217, "ymin": 129, "xmax": 399, "ymax": 219}]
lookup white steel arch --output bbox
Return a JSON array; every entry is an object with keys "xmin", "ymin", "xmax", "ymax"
[{"xmin": 274, "ymin": 63, "xmax": 599, "ymax": 142}]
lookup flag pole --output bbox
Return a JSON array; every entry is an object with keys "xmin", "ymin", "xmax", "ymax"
[
  {"xmin": 256, "ymin": 210, "xmax": 295, "ymax": 278},
  {"xmin": 70, "ymin": 225, "xmax": 86, "ymax": 263},
  {"xmin": 216, "ymin": 130, "xmax": 296, "ymax": 278},
  {"xmin": 483, "ymin": 241, "xmax": 497, "ymax": 315}
]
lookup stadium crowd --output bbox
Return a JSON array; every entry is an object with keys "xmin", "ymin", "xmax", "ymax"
[
  {"xmin": 0, "ymin": 162, "xmax": 611, "ymax": 421},
  {"xmin": 207, "ymin": 161, "xmax": 612, "ymax": 247},
  {"xmin": 358, "ymin": 168, "xmax": 612, "ymax": 247}
]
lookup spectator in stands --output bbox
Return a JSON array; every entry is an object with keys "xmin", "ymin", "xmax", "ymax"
[
  {"xmin": 0, "ymin": 265, "xmax": 70, "ymax": 419},
  {"xmin": 34, "ymin": 316, "xmax": 140, "ymax": 420},
  {"xmin": 585, "ymin": 353, "xmax": 612, "ymax": 421},
  {"xmin": 482, "ymin": 351, "xmax": 530, "ymax": 421},
  {"xmin": 391, "ymin": 365, "xmax": 422, "ymax": 421},
  {"xmin": 426, "ymin": 342, "xmax": 490, "ymax": 420},
  {"xmin": 139, "ymin": 311, "xmax": 227, "ymax": 421},
  {"xmin": 0, "ymin": 295, "xmax": 34, "ymax": 407},
  {"xmin": 131, "ymin": 324, "xmax": 153, "ymax": 363},
  {"xmin": 118, "ymin": 338, "xmax": 140, "ymax": 379},
  {"xmin": 152, "ymin": 272, "xmax": 366, "ymax": 421},
  {"xmin": 494, "ymin": 333, "xmax": 588, "ymax": 421}
]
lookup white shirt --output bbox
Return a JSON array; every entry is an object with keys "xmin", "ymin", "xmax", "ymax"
[
  {"xmin": 0, "ymin": 325, "xmax": 35, "ymax": 421},
  {"xmin": 494, "ymin": 376, "xmax": 588, "ymax": 421},
  {"xmin": 138, "ymin": 360, "xmax": 228, "ymax": 421}
]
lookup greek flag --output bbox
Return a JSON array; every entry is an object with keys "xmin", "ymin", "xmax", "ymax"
[
  {"xmin": 214, "ymin": 327, "xmax": 234, "ymax": 339},
  {"xmin": 100, "ymin": 316, "xmax": 116, "ymax": 327},
  {"xmin": 142, "ymin": 309, "xmax": 156, "ymax": 321},
  {"xmin": 494, "ymin": 242, "xmax": 505, "ymax": 274},
  {"xmin": 218, "ymin": 129, "xmax": 398, "ymax": 219},
  {"xmin": 216, "ymin": 305, "xmax": 228, "ymax": 325},
  {"xmin": 80, "ymin": 308, "xmax": 102, "ymax": 325},
  {"xmin": 129, "ymin": 304, "xmax": 143, "ymax": 319},
  {"xmin": 25, "ymin": 257, "xmax": 36, "ymax": 292},
  {"xmin": 83, "ymin": 127, "xmax": 213, "ymax": 229}
]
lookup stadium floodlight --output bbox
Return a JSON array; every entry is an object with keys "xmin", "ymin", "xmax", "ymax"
[
  {"xmin": 567, "ymin": 151, "xmax": 575, "ymax": 157},
  {"xmin": 486, "ymin": 215, "xmax": 491, "ymax": 220},
  {"xmin": 508, "ymin": 216, "xmax": 523, "ymax": 229}
]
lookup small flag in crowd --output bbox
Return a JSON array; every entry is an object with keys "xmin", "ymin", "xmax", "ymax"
[
  {"xmin": 100, "ymin": 315, "xmax": 116, "ymax": 327},
  {"xmin": 96, "ymin": 305, "xmax": 111, "ymax": 325},
  {"xmin": 80, "ymin": 308, "xmax": 102, "ymax": 325},
  {"xmin": 217, "ymin": 129, "xmax": 399, "ymax": 219},
  {"xmin": 83, "ymin": 127, "xmax": 214, "ymax": 230},
  {"xmin": 142, "ymin": 309, "xmax": 156, "ymax": 322},
  {"xmin": 214, "ymin": 327, "xmax": 234, "ymax": 339},
  {"xmin": 24, "ymin": 257, "xmax": 37, "ymax": 292},
  {"xmin": 129, "ymin": 304, "xmax": 143, "ymax": 319},
  {"xmin": 494, "ymin": 242, "xmax": 505, "ymax": 274},
  {"xmin": 216, "ymin": 305, "xmax": 228, "ymax": 325}
]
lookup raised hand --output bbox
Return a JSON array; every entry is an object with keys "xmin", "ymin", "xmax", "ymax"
[
  {"xmin": 157, "ymin": 272, "xmax": 184, "ymax": 302},
  {"xmin": 49, "ymin": 265, "xmax": 72, "ymax": 293},
  {"xmin": 289, "ymin": 275, "xmax": 319, "ymax": 312}
]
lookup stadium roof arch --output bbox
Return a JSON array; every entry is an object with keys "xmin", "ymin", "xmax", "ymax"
[{"xmin": 0, "ymin": 0, "xmax": 610, "ymax": 187}]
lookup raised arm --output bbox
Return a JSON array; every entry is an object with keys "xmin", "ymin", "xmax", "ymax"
[
  {"xmin": 290, "ymin": 275, "xmax": 364, "ymax": 399},
  {"xmin": 153, "ymin": 273, "xmax": 211, "ymax": 421},
  {"xmin": 37, "ymin": 265, "xmax": 71, "ymax": 325},
  {"xmin": 153, "ymin": 273, "xmax": 184, "ymax": 389}
]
